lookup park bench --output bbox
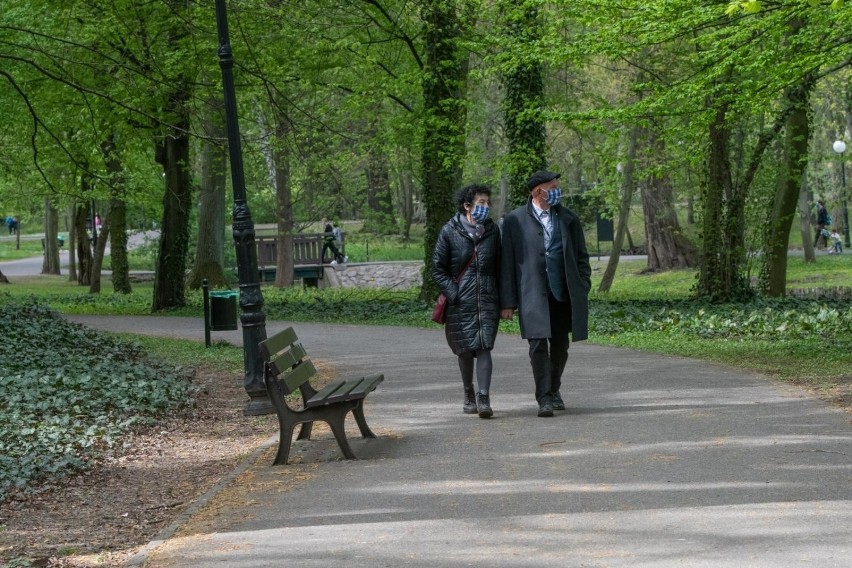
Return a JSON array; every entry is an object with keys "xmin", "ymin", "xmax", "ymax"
[
  {"xmin": 255, "ymin": 232, "xmax": 345, "ymax": 286},
  {"xmin": 260, "ymin": 326, "xmax": 384, "ymax": 465}
]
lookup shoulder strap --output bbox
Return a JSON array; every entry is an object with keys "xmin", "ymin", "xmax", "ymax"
[{"xmin": 455, "ymin": 244, "xmax": 478, "ymax": 283}]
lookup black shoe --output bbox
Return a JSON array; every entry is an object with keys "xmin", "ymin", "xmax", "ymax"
[
  {"xmin": 463, "ymin": 389, "xmax": 478, "ymax": 414},
  {"xmin": 551, "ymin": 392, "xmax": 565, "ymax": 411},
  {"xmin": 477, "ymin": 393, "xmax": 493, "ymax": 418},
  {"xmin": 537, "ymin": 401, "xmax": 554, "ymax": 417}
]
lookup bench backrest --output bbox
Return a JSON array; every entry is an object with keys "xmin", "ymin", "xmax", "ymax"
[
  {"xmin": 293, "ymin": 234, "xmax": 323, "ymax": 265},
  {"xmin": 259, "ymin": 327, "xmax": 316, "ymax": 396}
]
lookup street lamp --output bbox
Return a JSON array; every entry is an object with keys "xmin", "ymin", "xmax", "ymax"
[
  {"xmin": 833, "ymin": 140, "xmax": 850, "ymax": 248},
  {"xmin": 215, "ymin": 0, "xmax": 271, "ymax": 416}
]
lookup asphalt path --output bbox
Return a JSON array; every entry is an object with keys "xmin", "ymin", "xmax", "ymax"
[{"xmin": 56, "ymin": 314, "xmax": 852, "ymax": 568}]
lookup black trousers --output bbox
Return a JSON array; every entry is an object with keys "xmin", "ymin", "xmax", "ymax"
[
  {"xmin": 528, "ymin": 294, "xmax": 572, "ymax": 404},
  {"xmin": 322, "ymin": 241, "xmax": 343, "ymax": 263}
]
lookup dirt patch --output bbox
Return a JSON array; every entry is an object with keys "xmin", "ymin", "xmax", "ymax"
[{"xmin": 0, "ymin": 361, "xmax": 334, "ymax": 567}]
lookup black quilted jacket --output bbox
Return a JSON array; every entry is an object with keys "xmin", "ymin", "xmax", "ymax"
[{"xmin": 431, "ymin": 214, "xmax": 501, "ymax": 355}]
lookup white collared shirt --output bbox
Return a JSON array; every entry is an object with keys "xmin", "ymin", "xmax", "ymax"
[{"xmin": 532, "ymin": 202, "xmax": 553, "ymax": 248}]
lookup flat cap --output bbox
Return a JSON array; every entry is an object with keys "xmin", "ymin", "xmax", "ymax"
[{"xmin": 526, "ymin": 170, "xmax": 561, "ymax": 192}]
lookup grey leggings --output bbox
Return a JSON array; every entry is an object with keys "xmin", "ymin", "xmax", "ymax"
[{"xmin": 458, "ymin": 349, "xmax": 493, "ymax": 394}]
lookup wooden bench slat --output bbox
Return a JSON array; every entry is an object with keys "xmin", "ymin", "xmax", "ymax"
[
  {"xmin": 259, "ymin": 327, "xmax": 298, "ymax": 360},
  {"xmin": 279, "ymin": 359, "xmax": 317, "ymax": 395},
  {"xmin": 310, "ymin": 374, "xmax": 384, "ymax": 406},
  {"xmin": 268, "ymin": 343, "xmax": 308, "ymax": 376},
  {"xmin": 307, "ymin": 378, "xmax": 361, "ymax": 407},
  {"xmin": 346, "ymin": 374, "xmax": 384, "ymax": 398}
]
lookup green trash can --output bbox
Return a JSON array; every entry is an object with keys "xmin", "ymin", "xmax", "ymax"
[{"xmin": 209, "ymin": 291, "xmax": 238, "ymax": 331}]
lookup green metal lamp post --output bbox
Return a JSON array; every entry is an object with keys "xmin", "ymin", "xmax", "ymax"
[{"xmin": 214, "ymin": 0, "xmax": 272, "ymax": 416}]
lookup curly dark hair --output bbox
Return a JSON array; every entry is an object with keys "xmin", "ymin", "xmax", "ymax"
[{"xmin": 455, "ymin": 184, "xmax": 492, "ymax": 214}]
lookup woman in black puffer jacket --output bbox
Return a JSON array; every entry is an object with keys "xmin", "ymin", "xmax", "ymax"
[{"xmin": 432, "ymin": 184, "xmax": 501, "ymax": 418}]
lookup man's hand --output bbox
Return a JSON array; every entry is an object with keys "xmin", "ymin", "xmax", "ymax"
[{"xmin": 500, "ymin": 308, "xmax": 515, "ymax": 320}]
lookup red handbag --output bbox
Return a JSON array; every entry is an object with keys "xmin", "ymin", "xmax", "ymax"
[
  {"xmin": 431, "ymin": 292, "xmax": 449, "ymax": 324},
  {"xmin": 432, "ymin": 245, "xmax": 477, "ymax": 325}
]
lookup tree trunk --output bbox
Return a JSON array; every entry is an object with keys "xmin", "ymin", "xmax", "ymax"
[
  {"xmin": 697, "ymin": 99, "xmax": 738, "ymax": 299},
  {"xmin": 108, "ymin": 196, "xmax": 131, "ymax": 293},
  {"xmin": 89, "ymin": 217, "xmax": 110, "ymax": 294},
  {"xmin": 151, "ymin": 2, "xmax": 192, "ymax": 311},
  {"xmin": 42, "ymin": 198, "xmax": 61, "ymax": 275},
  {"xmin": 502, "ymin": 1, "xmax": 546, "ymax": 208},
  {"xmin": 152, "ymin": 127, "xmax": 192, "ymax": 311},
  {"xmin": 188, "ymin": 96, "xmax": 228, "ymax": 290},
  {"xmin": 798, "ymin": 171, "xmax": 815, "ymax": 263},
  {"xmin": 420, "ymin": 0, "xmax": 472, "ymax": 300},
  {"xmin": 67, "ymin": 205, "xmax": 77, "ymax": 282},
  {"xmin": 100, "ymin": 134, "xmax": 132, "ymax": 293},
  {"xmin": 74, "ymin": 196, "xmax": 94, "ymax": 286},
  {"xmin": 397, "ymin": 168, "xmax": 415, "ymax": 241},
  {"xmin": 598, "ymin": 126, "xmax": 639, "ymax": 293},
  {"xmin": 764, "ymin": 77, "xmax": 813, "ymax": 296},
  {"xmin": 640, "ymin": 128, "xmax": 697, "ymax": 271},
  {"xmin": 272, "ymin": 106, "xmax": 295, "ymax": 288}
]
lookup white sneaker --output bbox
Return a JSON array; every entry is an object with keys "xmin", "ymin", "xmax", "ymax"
[
  {"xmin": 344, "ymin": 256, "xmax": 349, "ymax": 263},
  {"xmin": 330, "ymin": 260, "xmax": 337, "ymax": 265}
]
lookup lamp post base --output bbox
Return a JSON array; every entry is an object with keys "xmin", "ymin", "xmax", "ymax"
[{"xmin": 244, "ymin": 396, "xmax": 274, "ymax": 417}]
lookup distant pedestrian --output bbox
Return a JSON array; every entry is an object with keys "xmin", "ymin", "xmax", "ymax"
[
  {"xmin": 500, "ymin": 170, "xmax": 591, "ymax": 417},
  {"xmin": 432, "ymin": 184, "xmax": 501, "ymax": 418},
  {"xmin": 321, "ymin": 217, "xmax": 345, "ymax": 264},
  {"xmin": 5, "ymin": 215, "xmax": 13, "ymax": 235},
  {"xmin": 828, "ymin": 229, "xmax": 843, "ymax": 254},
  {"xmin": 814, "ymin": 201, "xmax": 830, "ymax": 248}
]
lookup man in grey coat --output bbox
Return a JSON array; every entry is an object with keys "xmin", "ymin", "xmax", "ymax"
[{"xmin": 500, "ymin": 171, "xmax": 591, "ymax": 417}]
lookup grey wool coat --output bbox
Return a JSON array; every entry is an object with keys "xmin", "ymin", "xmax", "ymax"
[
  {"xmin": 499, "ymin": 200, "xmax": 591, "ymax": 341},
  {"xmin": 432, "ymin": 215, "xmax": 501, "ymax": 355}
]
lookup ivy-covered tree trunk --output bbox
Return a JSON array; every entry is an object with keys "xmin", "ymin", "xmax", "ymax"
[
  {"xmin": 152, "ymin": 2, "xmax": 192, "ymax": 312},
  {"xmin": 763, "ymin": 77, "xmax": 813, "ymax": 296},
  {"xmin": 188, "ymin": 96, "xmax": 228, "ymax": 290},
  {"xmin": 42, "ymin": 197, "xmax": 61, "ymax": 275},
  {"xmin": 152, "ymin": 124, "xmax": 192, "ymax": 311},
  {"xmin": 502, "ymin": 0, "xmax": 546, "ymax": 208},
  {"xmin": 420, "ymin": 0, "xmax": 472, "ymax": 300},
  {"xmin": 108, "ymin": 196, "xmax": 131, "ymax": 293},
  {"xmin": 697, "ymin": 96, "xmax": 748, "ymax": 300}
]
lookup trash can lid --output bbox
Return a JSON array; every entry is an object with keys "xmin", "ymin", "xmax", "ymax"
[{"xmin": 209, "ymin": 290, "xmax": 238, "ymax": 298}]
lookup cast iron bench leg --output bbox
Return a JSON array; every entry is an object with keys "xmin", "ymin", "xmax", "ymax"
[
  {"xmin": 352, "ymin": 401, "xmax": 377, "ymax": 438},
  {"xmin": 326, "ymin": 411, "xmax": 356, "ymax": 460}
]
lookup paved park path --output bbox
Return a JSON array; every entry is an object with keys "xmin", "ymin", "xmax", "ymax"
[{"xmin": 62, "ymin": 315, "xmax": 852, "ymax": 568}]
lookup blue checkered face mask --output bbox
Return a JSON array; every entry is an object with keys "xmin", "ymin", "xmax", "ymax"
[
  {"xmin": 545, "ymin": 187, "xmax": 562, "ymax": 207},
  {"xmin": 471, "ymin": 204, "xmax": 490, "ymax": 223}
]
